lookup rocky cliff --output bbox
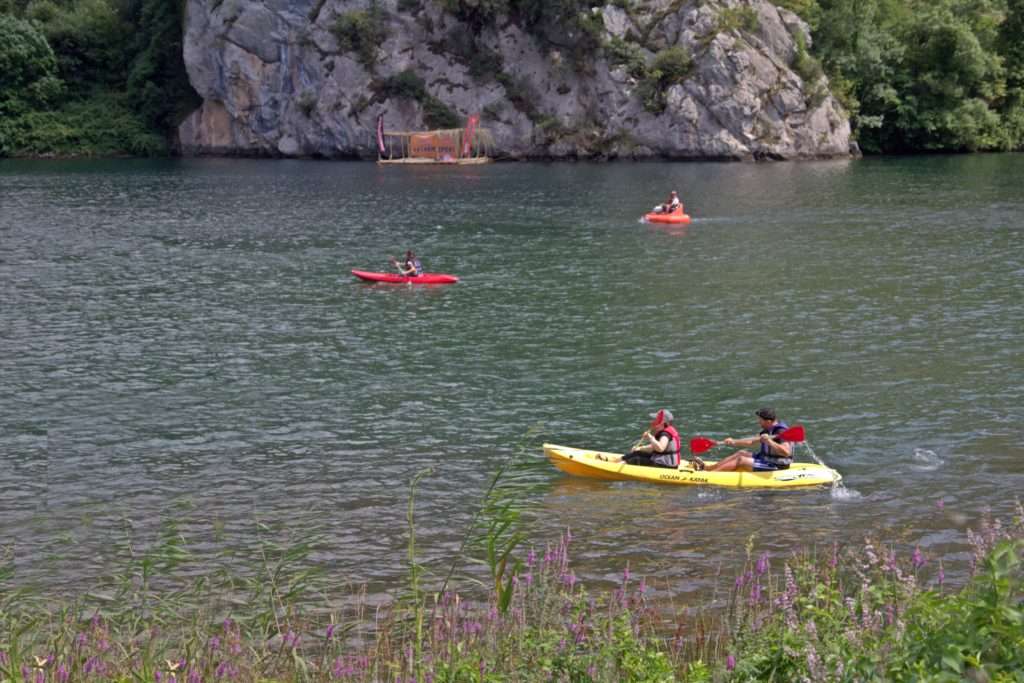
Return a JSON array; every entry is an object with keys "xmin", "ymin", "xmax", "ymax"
[{"xmin": 178, "ymin": 0, "xmax": 853, "ymax": 160}]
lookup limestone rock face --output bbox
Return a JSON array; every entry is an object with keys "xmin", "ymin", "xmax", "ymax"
[{"xmin": 178, "ymin": 0, "xmax": 852, "ymax": 160}]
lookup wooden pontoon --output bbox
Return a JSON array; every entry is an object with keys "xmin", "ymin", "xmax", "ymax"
[{"xmin": 375, "ymin": 114, "xmax": 493, "ymax": 165}]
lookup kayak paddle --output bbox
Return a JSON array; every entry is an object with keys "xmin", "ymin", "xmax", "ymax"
[{"xmin": 689, "ymin": 425, "xmax": 806, "ymax": 454}]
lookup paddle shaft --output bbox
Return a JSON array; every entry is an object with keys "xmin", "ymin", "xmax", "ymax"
[{"xmin": 689, "ymin": 425, "xmax": 805, "ymax": 454}]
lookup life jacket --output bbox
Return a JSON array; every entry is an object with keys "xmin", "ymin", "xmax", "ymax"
[
  {"xmin": 652, "ymin": 425, "xmax": 681, "ymax": 467},
  {"xmin": 756, "ymin": 421, "xmax": 790, "ymax": 461},
  {"xmin": 412, "ymin": 258, "xmax": 423, "ymax": 275}
]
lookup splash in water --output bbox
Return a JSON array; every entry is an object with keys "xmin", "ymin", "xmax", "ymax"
[
  {"xmin": 912, "ymin": 448, "xmax": 944, "ymax": 470},
  {"xmin": 801, "ymin": 443, "xmax": 856, "ymax": 499}
]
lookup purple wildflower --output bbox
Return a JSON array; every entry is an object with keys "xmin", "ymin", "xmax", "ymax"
[
  {"xmin": 936, "ymin": 499, "xmax": 944, "ymax": 510},
  {"xmin": 726, "ymin": 654, "xmax": 736, "ymax": 671},
  {"xmin": 937, "ymin": 560, "xmax": 945, "ymax": 587},
  {"xmin": 623, "ymin": 564, "xmax": 631, "ymax": 584},
  {"xmin": 209, "ymin": 636, "xmax": 220, "ymax": 651},
  {"xmin": 863, "ymin": 538, "xmax": 879, "ymax": 567},
  {"xmin": 527, "ymin": 548, "xmax": 536, "ymax": 568},
  {"xmin": 56, "ymin": 664, "xmax": 69, "ymax": 683},
  {"xmin": 912, "ymin": 546, "xmax": 925, "ymax": 570},
  {"xmin": 756, "ymin": 552, "xmax": 769, "ymax": 576},
  {"xmin": 885, "ymin": 549, "xmax": 898, "ymax": 572},
  {"xmin": 0, "ymin": 651, "xmax": 7, "ymax": 665},
  {"xmin": 325, "ymin": 623, "xmax": 335, "ymax": 640}
]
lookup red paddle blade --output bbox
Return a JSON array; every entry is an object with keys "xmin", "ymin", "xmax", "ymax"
[
  {"xmin": 689, "ymin": 437, "xmax": 717, "ymax": 454},
  {"xmin": 780, "ymin": 425, "xmax": 805, "ymax": 442}
]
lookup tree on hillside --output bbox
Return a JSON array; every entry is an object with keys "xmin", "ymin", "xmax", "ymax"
[
  {"xmin": 997, "ymin": 0, "xmax": 1024, "ymax": 142},
  {"xmin": 0, "ymin": 14, "xmax": 64, "ymax": 109}
]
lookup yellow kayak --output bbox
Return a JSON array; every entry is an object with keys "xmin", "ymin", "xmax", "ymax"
[{"xmin": 544, "ymin": 443, "xmax": 842, "ymax": 489}]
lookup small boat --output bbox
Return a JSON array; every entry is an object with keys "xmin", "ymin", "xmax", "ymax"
[
  {"xmin": 351, "ymin": 269, "xmax": 459, "ymax": 285},
  {"xmin": 544, "ymin": 443, "xmax": 841, "ymax": 489},
  {"xmin": 643, "ymin": 206, "xmax": 692, "ymax": 224}
]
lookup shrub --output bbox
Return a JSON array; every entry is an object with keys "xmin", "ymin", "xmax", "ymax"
[
  {"xmin": 639, "ymin": 46, "xmax": 693, "ymax": 113},
  {"xmin": 605, "ymin": 35, "xmax": 648, "ymax": 81},
  {"xmin": 375, "ymin": 69, "xmax": 427, "ymax": 101},
  {"xmin": 0, "ymin": 91, "xmax": 165, "ymax": 157},
  {"xmin": 422, "ymin": 96, "xmax": 459, "ymax": 129},
  {"xmin": 717, "ymin": 6, "xmax": 760, "ymax": 35},
  {"xmin": 331, "ymin": 2, "xmax": 387, "ymax": 69}
]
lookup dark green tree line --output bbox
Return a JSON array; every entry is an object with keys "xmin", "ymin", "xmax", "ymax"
[
  {"xmin": 0, "ymin": 0, "xmax": 197, "ymax": 157},
  {"xmin": 779, "ymin": 0, "xmax": 1024, "ymax": 152}
]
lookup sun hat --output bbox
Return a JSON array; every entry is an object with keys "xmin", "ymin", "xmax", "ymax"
[{"xmin": 650, "ymin": 409, "xmax": 674, "ymax": 427}]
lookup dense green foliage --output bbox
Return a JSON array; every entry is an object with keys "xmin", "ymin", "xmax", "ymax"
[
  {"xmin": 0, "ymin": 0, "xmax": 197, "ymax": 157},
  {"xmin": 779, "ymin": 0, "xmax": 1024, "ymax": 152}
]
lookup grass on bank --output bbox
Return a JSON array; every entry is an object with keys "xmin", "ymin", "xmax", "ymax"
[{"xmin": 0, "ymin": 487, "xmax": 1021, "ymax": 682}]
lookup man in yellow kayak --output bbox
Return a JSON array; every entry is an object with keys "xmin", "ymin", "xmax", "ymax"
[{"xmin": 694, "ymin": 407, "xmax": 793, "ymax": 472}]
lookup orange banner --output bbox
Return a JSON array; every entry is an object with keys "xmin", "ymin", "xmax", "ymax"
[{"xmin": 410, "ymin": 133, "xmax": 459, "ymax": 159}]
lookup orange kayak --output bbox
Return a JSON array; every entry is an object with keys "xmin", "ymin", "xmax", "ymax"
[{"xmin": 643, "ymin": 206, "xmax": 691, "ymax": 224}]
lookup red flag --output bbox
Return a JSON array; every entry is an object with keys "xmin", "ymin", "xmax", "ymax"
[
  {"xmin": 461, "ymin": 114, "xmax": 479, "ymax": 158},
  {"xmin": 376, "ymin": 114, "xmax": 385, "ymax": 155}
]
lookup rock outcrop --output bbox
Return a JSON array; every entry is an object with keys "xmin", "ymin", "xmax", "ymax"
[{"xmin": 178, "ymin": 0, "xmax": 852, "ymax": 160}]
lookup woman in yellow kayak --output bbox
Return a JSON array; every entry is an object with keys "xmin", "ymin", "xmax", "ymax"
[{"xmin": 598, "ymin": 409, "xmax": 682, "ymax": 468}]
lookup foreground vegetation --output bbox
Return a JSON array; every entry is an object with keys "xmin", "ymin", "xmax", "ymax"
[{"xmin": 1, "ymin": 474, "xmax": 1021, "ymax": 682}]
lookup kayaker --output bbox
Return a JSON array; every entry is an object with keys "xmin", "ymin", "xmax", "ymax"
[
  {"xmin": 654, "ymin": 191, "xmax": 681, "ymax": 213},
  {"xmin": 397, "ymin": 250, "xmax": 423, "ymax": 277},
  {"xmin": 599, "ymin": 409, "xmax": 681, "ymax": 468},
  {"xmin": 694, "ymin": 407, "xmax": 793, "ymax": 472}
]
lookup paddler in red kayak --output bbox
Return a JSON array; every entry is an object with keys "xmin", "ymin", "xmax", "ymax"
[
  {"xmin": 694, "ymin": 407, "xmax": 793, "ymax": 472},
  {"xmin": 393, "ymin": 250, "xmax": 423, "ymax": 277}
]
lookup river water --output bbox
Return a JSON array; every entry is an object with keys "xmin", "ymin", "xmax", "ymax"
[{"xmin": 1, "ymin": 155, "xmax": 1022, "ymax": 604}]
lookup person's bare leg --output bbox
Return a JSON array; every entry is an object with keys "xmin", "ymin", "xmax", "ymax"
[{"xmin": 707, "ymin": 450, "xmax": 755, "ymax": 472}]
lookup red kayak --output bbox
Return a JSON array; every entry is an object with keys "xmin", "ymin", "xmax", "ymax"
[{"xmin": 351, "ymin": 269, "xmax": 459, "ymax": 285}]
